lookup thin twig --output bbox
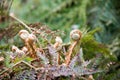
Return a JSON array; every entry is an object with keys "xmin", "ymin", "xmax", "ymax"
[
  {"xmin": 0, "ymin": 60, "xmax": 37, "ymax": 75},
  {"xmin": 9, "ymin": 13, "xmax": 32, "ymax": 32}
]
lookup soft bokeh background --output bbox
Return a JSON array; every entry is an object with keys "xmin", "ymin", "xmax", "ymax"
[
  {"xmin": 10, "ymin": 0, "xmax": 120, "ymax": 43},
  {"xmin": 0, "ymin": 0, "xmax": 120, "ymax": 79}
]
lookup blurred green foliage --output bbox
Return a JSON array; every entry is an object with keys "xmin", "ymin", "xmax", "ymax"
[
  {"xmin": 0, "ymin": 0, "xmax": 120, "ymax": 79},
  {"xmin": 11, "ymin": 0, "xmax": 120, "ymax": 43}
]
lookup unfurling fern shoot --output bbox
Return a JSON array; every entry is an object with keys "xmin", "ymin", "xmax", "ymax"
[{"xmin": 65, "ymin": 29, "xmax": 82, "ymax": 65}]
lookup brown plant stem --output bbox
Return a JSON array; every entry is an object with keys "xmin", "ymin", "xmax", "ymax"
[{"xmin": 65, "ymin": 41, "xmax": 77, "ymax": 65}]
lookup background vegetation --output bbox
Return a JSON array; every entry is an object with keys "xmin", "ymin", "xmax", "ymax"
[{"xmin": 0, "ymin": 0, "xmax": 120, "ymax": 80}]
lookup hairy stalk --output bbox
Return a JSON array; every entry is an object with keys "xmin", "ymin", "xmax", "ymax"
[{"xmin": 65, "ymin": 41, "xmax": 77, "ymax": 65}]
